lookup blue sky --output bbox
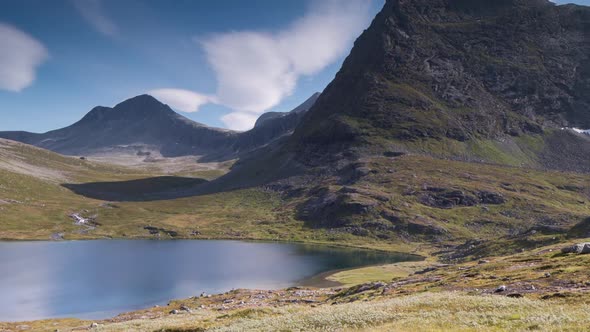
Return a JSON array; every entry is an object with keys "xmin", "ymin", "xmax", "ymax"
[{"xmin": 0, "ymin": 0, "xmax": 587, "ymax": 133}]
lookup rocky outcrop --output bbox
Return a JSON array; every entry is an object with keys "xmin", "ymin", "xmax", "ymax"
[
  {"xmin": 419, "ymin": 187, "xmax": 505, "ymax": 209},
  {"xmin": 478, "ymin": 191, "xmax": 507, "ymax": 205},
  {"xmin": 144, "ymin": 226, "xmax": 179, "ymax": 237},
  {"xmin": 561, "ymin": 242, "xmax": 590, "ymax": 254},
  {"xmin": 296, "ymin": 187, "xmax": 380, "ymax": 228}
]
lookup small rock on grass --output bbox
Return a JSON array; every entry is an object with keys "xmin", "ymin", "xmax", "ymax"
[{"xmin": 495, "ymin": 285, "xmax": 507, "ymax": 293}]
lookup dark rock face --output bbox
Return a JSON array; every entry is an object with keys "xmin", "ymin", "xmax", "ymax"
[
  {"xmin": 296, "ymin": 187, "xmax": 380, "ymax": 228},
  {"xmin": 419, "ymin": 187, "xmax": 506, "ymax": 209},
  {"xmin": 406, "ymin": 217, "xmax": 448, "ymax": 235},
  {"xmin": 478, "ymin": 191, "xmax": 506, "ymax": 205},
  {"xmin": 290, "ymin": 0, "xmax": 590, "ymax": 168},
  {"xmin": 419, "ymin": 189, "xmax": 479, "ymax": 209}
]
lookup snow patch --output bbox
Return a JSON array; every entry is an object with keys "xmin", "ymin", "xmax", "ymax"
[{"xmin": 561, "ymin": 127, "xmax": 590, "ymax": 136}]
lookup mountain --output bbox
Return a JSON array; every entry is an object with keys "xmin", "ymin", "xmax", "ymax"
[
  {"xmin": 0, "ymin": 95, "xmax": 237, "ymax": 158},
  {"xmin": 230, "ymin": 92, "xmax": 321, "ymax": 155},
  {"xmin": 253, "ymin": 92, "xmax": 321, "ymax": 128},
  {"xmin": 0, "ymin": 93, "xmax": 320, "ymax": 160},
  {"xmin": 287, "ymin": 0, "xmax": 590, "ymax": 172},
  {"xmin": 201, "ymin": 0, "xmax": 590, "ymax": 250},
  {"xmin": 210, "ymin": 0, "xmax": 590, "ymax": 190}
]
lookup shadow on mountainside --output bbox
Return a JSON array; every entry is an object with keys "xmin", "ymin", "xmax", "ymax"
[
  {"xmin": 62, "ymin": 176, "xmax": 208, "ymax": 202},
  {"xmin": 568, "ymin": 217, "xmax": 590, "ymax": 239}
]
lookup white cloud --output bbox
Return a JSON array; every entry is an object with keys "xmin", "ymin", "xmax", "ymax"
[
  {"xmin": 72, "ymin": 0, "xmax": 118, "ymax": 36},
  {"xmin": 148, "ymin": 88, "xmax": 214, "ymax": 113},
  {"xmin": 0, "ymin": 23, "xmax": 48, "ymax": 92},
  {"xmin": 221, "ymin": 112, "xmax": 260, "ymax": 132},
  {"xmin": 202, "ymin": 32, "xmax": 298, "ymax": 114},
  {"xmin": 198, "ymin": 0, "xmax": 372, "ymax": 130}
]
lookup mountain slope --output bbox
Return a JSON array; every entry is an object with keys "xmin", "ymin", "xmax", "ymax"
[
  {"xmin": 0, "ymin": 95, "xmax": 237, "ymax": 158},
  {"xmin": 0, "ymin": 93, "xmax": 320, "ymax": 161},
  {"xmin": 289, "ymin": 0, "xmax": 590, "ymax": 171},
  {"xmin": 200, "ymin": 0, "xmax": 590, "ymax": 253},
  {"xmin": 253, "ymin": 92, "xmax": 321, "ymax": 128},
  {"xmin": 229, "ymin": 93, "xmax": 321, "ymax": 155}
]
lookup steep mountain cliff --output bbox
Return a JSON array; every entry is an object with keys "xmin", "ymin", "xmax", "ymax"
[{"xmin": 289, "ymin": 0, "xmax": 590, "ymax": 171}]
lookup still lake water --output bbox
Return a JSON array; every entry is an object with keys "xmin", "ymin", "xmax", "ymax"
[{"xmin": 0, "ymin": 240, "xmax": 419, "ymax": 321}]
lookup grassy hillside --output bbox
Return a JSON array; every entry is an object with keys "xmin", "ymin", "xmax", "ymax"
[
  {"xmin": 0, "ymin": 139, "xmax": 413, "ymax": 252},
  {"xmin": 1, "ymin": 138, "xmax": 590, "ymax": 331},
  {"xmin": 1, "ymin": 138, "xmax": 589, "ymax": 262}
]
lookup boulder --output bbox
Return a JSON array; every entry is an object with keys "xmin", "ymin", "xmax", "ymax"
[
  {"xmin": 495, "ymin": 285, "xmax": 507, "ymax": 293},
  {"xmin": 561, "ymin": 243, "xmax": 590, "ymax": 254}
]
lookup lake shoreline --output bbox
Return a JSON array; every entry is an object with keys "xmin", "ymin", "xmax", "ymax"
[
  {"xmin": 0, "ymin": 239, "xmax": 421, "ymax": 322},
  {"xmin": 0, "ymin": 235, "xmax": 427, "ymax": 257}
]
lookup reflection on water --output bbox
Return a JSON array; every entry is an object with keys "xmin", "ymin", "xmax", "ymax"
[{"xmin": 0, "ymin": 240, "xmax": 420, "ymax": 321}]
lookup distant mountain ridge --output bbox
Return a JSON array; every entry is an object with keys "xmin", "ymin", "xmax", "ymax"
[
  {"xmin": 0, "ymin": 93, "xmax": 320, "ymax": 159},
  {"xmin": 254, "ymin": 93, "xmax": 320, "ymax": 128}
]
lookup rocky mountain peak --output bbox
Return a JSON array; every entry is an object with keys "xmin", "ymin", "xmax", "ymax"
[
  {"xmin": 282, "ymin": 0, "xmax": 590, "ymax": 172},
  {"xmin": 114, "ymin": 94, "xmax": 165, "ymax": 110},
  {"xmin": 294, "ymin": 0, "xmax": 589, "ymax": 146}
]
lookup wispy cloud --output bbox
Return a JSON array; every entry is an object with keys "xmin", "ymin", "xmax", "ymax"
[
  {"xmin": 148, "ymin": 88, "xmax": 215, "ymax": 113},
  {"xmin": 151, "ymin": 0, "xmax": 371, "ymax": 131},
  {"xmin": 0, "ymin": 23, "xmax": 48, "ymax": 92},
  {"xmin": 72, "ymin": 0, "xmax": 118, "ymax": 36},
  {"xmin": 201, "ymin": 0, "xmax": 372, "ymax": 130}
]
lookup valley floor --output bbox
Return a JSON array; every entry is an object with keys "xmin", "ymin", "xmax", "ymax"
[{"xmin": 2, "ymin": 139, "xmax": 590, "ymax": 330}]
